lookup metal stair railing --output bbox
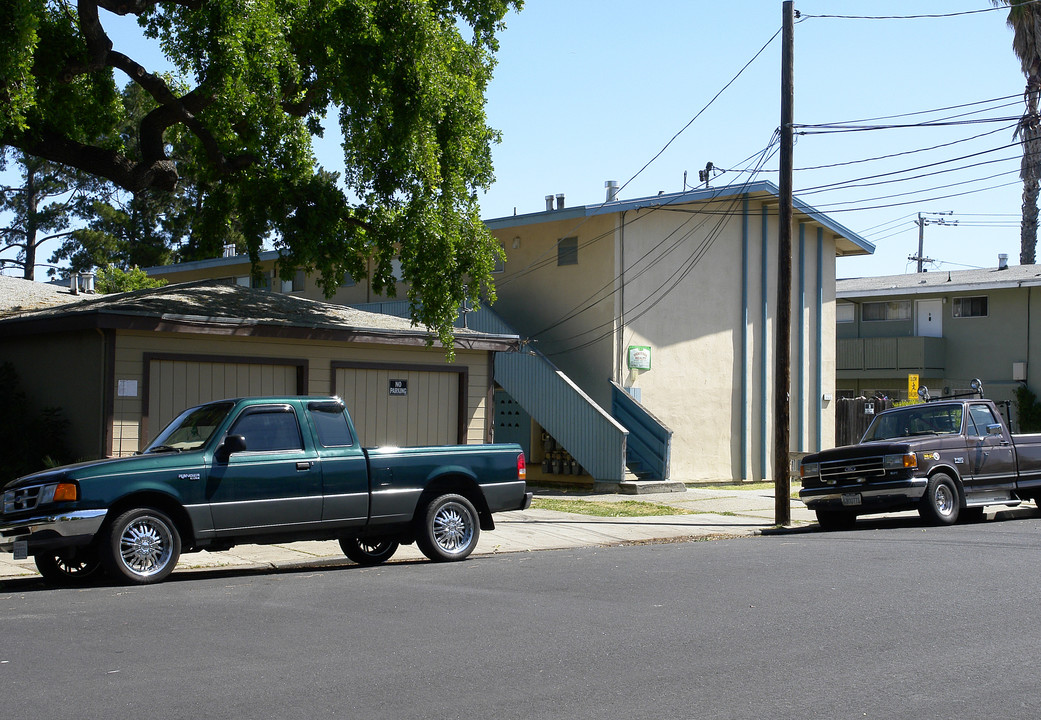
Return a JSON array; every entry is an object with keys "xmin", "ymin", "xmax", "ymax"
[
  {"xmin": 610, "ymin": 381, "xmax": 673, "ymax": 480},
  {"xmin": 495, "ymin": 350, "xmax": 628, "ymax": 482}
]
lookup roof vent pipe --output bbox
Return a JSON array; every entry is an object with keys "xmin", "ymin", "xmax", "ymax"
[
  {"xmin": 605, "ymin": 180, "xmax": 620, "ymax": 202},
  {"xmin": 998, "ymin": 253, "xmax": 1009, "ymax": 270},
  {"xmin": 555, "ymin": 193, "xmax": 565, "ymax": 210},
  {"xmin": 545, "ymin": 195, "xmax": 554, "ymax": 212}
]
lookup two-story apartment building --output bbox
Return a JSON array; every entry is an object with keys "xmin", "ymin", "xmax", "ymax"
[
  {"xmin": 147, "ymin": 180, "xmax": 873, "ymax": 484},
  {"xmin": 836, "ymin": 260, "xmax": 1041, "ymax": 418}
]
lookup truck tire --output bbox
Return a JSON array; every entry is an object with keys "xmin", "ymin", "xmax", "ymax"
[
  {"xmin": 815, "ymin": 509, "xmax": 856, "ymax": 531},
  {"xmin": 34, "ymin": 549, "xmax": 102, "ymax": 585},
  {"xmin": 918, "ymin": 473, "xmax": 960, "ymax": 525},
  {"xmin": 416, "ymin": 493, "xmax": 480, "ymax": 562},
  {"xmin": 102, "ymin": 507, "xmax": 181, "ymax": 584},
  {"xmin": 339, "ymin": 537, "xmax": 399, "ymax": 565}
]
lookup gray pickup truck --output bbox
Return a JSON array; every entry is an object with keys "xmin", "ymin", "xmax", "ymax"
[
  {"xmin": 800, "ymin": 386, "xmax": 1041, "ymax": 529},
  {"xmin": 0, "ymin": 396, "xmax": 531, "ymax": 584}
]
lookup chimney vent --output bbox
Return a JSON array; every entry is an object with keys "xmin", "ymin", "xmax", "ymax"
[
  {"xmin": 998, "ymin": 253, "xmax": 1009, "ymax": 270},
  {"xmin": 545, "ymin": 195, "xmax": 554, "ymax": 212},
  {"xmin": 605, "ymin": 180, "xmax": 619, "ymax": 202},
  {"xmin": 555, "ymin": 193, "xmax": 565, "ymax": 210}
]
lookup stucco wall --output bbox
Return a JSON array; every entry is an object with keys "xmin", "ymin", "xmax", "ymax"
[
  {"xmin": 489, "ymin": 214, "xmax": 617, "ymax": 408},
  {"xmin": 610, "ymin": 202, "xmax": 838, "ymax": 481},
  {"xmin": 491, "ymin": 197, "xmax": 840, "ymax": 483}
]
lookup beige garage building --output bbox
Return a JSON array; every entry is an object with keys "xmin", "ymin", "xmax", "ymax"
[{"xmin": 0, "ymin": 279, "xmax": 518, "ymax": 462}]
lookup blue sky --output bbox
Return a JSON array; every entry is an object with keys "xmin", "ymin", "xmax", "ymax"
[
  {"xmin": 3, "ymin": 1, "xmax": 1030, "ymax": 279},
  {"xmin": 470, "ymin": 1, "xmax": 1027, "ymax": 278}
]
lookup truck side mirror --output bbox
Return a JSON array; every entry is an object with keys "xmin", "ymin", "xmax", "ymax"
[
  {"xmin": 216, "ymin": 434, "xmax": 247, "ymax": 462},
  {"xmin": 986, "ymin": 423, "xmax": 1003, "ymax": 436}
]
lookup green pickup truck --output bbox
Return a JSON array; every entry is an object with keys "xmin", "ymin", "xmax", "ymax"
[{"xmin": 0, "ymin": 396, "xmax": 531, "ymax": 585}]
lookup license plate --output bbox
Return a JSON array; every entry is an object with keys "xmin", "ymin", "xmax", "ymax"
[{"xmin": 841, "ymin": 493, "xmax": 862, "ymax": 507}]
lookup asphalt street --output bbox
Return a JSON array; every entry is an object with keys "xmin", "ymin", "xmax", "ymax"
[{"xmin": 3, "ymin": 512, "xmax": 1041, "ymax": 720}]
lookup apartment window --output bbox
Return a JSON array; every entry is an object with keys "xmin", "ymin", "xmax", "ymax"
[
  {"xmin": 557, "ymin": 236, "xmax": 578, "ymax": 266},
  {"xmin": 862, "ymin": 300, "xmax": 911, "ymax": 322},
  {"xmin": 391, "ymin": 258, "xmax": 403, "ymax": 281},
  {"xmin": 339, "ymin": 273, "xmax": 356, "ymax": 288},
  {"xmin": 836, "ymin": 303, "xmax": 855, "ymax": 323},
  {"xmin": 281, "ymin": 269, "xmax": 306, "ymax": 293},
  {"xmin": 953, "ymin": 296, "xmax": 987, "ymax": 318},
  {"xmin": 251, "ymin": 272, "xmax": 271, "ymax": 291},
  {"xmin": 493, "ymin": 241, "xmax": 506, "ymax": 273}
]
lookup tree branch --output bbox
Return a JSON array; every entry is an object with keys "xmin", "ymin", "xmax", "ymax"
[
  {"xmin": 5, "ymin": 130, "xmax": 177, "ymax": 192},
  {"xmin": 96, "ymin": 0, "xmax": 201, "ymax": 15}
]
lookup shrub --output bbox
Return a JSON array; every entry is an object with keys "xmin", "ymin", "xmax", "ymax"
[
  {"xmin": 1014, "ymin": 385, "xmax": 1041, "ymax": 433},
  {"xmin": 0, "ymin": 363, "xmax": 72, "ymax": 484}
]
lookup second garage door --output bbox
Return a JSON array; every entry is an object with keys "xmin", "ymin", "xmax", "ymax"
[{"xmin": 335, "ymin": 365, "xmax": 461, "ymax": 447}]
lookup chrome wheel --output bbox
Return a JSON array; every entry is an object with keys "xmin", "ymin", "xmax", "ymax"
[
  {"xmin": 103, "ymin": 508, "xmax": 181, "ymax": 584},
  {"xmin": 918, "ymin": 473, "xmax": 960, "ymax": 525},
  {"xmin": 416, "ymin": 493, "xmax": 480, "ymax": 562},
  {"xmin": 433, "ymin": 501, "xmax": 474, "ymax": 554},
  {"xmin": 933, "ymin": 484, "xmax": 955, "ymax": 517}
]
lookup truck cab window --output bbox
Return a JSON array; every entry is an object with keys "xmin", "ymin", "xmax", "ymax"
[
  {"xmin": 968, "ymin": 404, "xmax": 998, "ymax": 437},
  {"xmin": 309, "ymin": 406, "xmax": 354, "ymax": 447},
  {"xmin": 229, "ymin": 408, "xmax": 303, "ymax": 452}
]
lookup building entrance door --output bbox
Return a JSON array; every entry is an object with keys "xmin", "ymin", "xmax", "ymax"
[{"xmin": 916, "ymin": 299, "xmax": 942, "ymax": 337}]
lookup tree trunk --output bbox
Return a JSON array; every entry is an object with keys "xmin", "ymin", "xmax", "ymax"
[
  {"xmin": 1021, "ymin": 74, "xmax": 1041, "ymax": 265},
  {"xmin": 23, "ymin": 163, "xmax": 38, "ymax": 280}
]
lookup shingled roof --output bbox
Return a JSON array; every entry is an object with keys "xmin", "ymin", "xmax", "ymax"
[
  {"xmin": 837, "ymin": 264, "xmax": 1041, "ymax": 299},
  {"xmin": 0, "ymin": 280, "xmax": 519, "ymax": 351},
  {"xmin": 0, "ymin": 275, "xmax": 86, "ymax": 316}
]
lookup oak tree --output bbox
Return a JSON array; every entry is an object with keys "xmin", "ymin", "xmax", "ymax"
[{"xmin": 2, "ymin": 0, "xmax": 518, "ymax": 346}]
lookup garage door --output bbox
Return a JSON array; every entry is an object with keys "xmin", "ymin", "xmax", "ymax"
[
  {"xmin": 148, "ymin": 358, "xmax": 300, "ymax": 439},
  {"xmin": 335, "ymin": 366, "xmax": 459, "ymax": 447}
]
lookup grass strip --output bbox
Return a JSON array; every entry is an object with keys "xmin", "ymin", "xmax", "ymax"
[{"xmin": 532, "ymin": 498, "xmax": 694, "ymax": 517}]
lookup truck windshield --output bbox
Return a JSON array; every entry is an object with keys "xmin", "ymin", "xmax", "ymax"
[
  {"xmin": 144, "ymin": 402, "xmax": 234, "ymax": 453},
  {"xmin": 862, "ymin": 405, "xmax": 963, "ymax": 442}
]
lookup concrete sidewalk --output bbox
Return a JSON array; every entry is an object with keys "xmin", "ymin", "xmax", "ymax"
[{"xmin": 0, "ymin": 485, "xmax": 816, "ymax": 583}]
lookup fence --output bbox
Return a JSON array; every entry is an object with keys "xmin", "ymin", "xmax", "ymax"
[{"xmin": 834, "ymin": 397, "xmax": 894, "ymax": 447}]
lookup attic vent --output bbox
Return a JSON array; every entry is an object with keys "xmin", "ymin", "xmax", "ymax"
[{"xmin": 223, "ymin": 243, "xmax": 237, "ymax": 258}]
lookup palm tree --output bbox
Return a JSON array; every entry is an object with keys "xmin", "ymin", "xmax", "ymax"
[{"xmin": 995, "ymin": 0, "xmax": 1041, "ymax": 264}]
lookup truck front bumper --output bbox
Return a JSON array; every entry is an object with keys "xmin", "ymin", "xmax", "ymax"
[
  {"xmin": 800, "ymin": 478, "xmax": 928, "ymax": 513},
  {"xmin": 0, "ymin": 510, "xmax": 107, "ymax": 557}
]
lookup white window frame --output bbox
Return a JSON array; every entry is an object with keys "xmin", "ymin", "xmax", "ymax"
[{"xmin": 953, "ymin": 295, "xmax": 988, "ymax": 318}]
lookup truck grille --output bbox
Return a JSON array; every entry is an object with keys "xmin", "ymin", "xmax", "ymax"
[
  {"xmin": 818, "ymin": 456, "xmax": 886, "ymax": 485},
  {"xmin": 2, "ymin": 485, "xmax": 43, "ymax": 514}
]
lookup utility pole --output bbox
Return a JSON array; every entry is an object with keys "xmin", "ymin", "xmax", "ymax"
[
  {"xmin": 910, "ymin": 212, "xmax": 955, "ymax": 272},
  {"xmin": 775, "ymin": 0, "xmax": 795, "ymax": 526}
]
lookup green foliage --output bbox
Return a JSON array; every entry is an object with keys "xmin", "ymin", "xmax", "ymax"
[
  {"xmin": 94, "ymin": 265, "xmax": 168, "ymax": 294},
  {"xmin": 2, "ymin": 0, "xmax": 523, "ymax": 352},
  {"xmin": 0, "ymin": 362, "xmax": 72, "ymax": 484},
  {"xmin": 1015, "ymin": 385, "xmax": 1041, "ymax": 432}
]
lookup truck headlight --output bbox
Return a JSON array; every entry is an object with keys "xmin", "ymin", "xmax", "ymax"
[
  {"xmin": 883, "ymin": 453, "xmax": 917, "ymax": 470},
  {"xmin": 38, "ymin": 482, "xmax": 78, "ymax": 504},
  {"xmin": 800, "ymin": 462, "xmax": 819, "ymax": 479}
]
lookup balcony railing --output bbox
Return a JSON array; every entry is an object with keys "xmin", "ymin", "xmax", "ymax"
[{"xmin": 837, "ymin": 336, "xmax": 945, "ymax": 375}]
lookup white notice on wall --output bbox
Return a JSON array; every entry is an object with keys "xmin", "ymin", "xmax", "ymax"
[{"xmin": 117, "ymin": 379, "xmax": 139, "ymax": 397}]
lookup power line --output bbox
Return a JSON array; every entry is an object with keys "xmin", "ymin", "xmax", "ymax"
[{"xmin": 801, "ymin": 6, "xmax": 1011, "ymax": 21}]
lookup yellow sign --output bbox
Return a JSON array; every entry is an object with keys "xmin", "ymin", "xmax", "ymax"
[{"xmin": 908, "ymin": 373, "xmax": 919, "ymax": 401}]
